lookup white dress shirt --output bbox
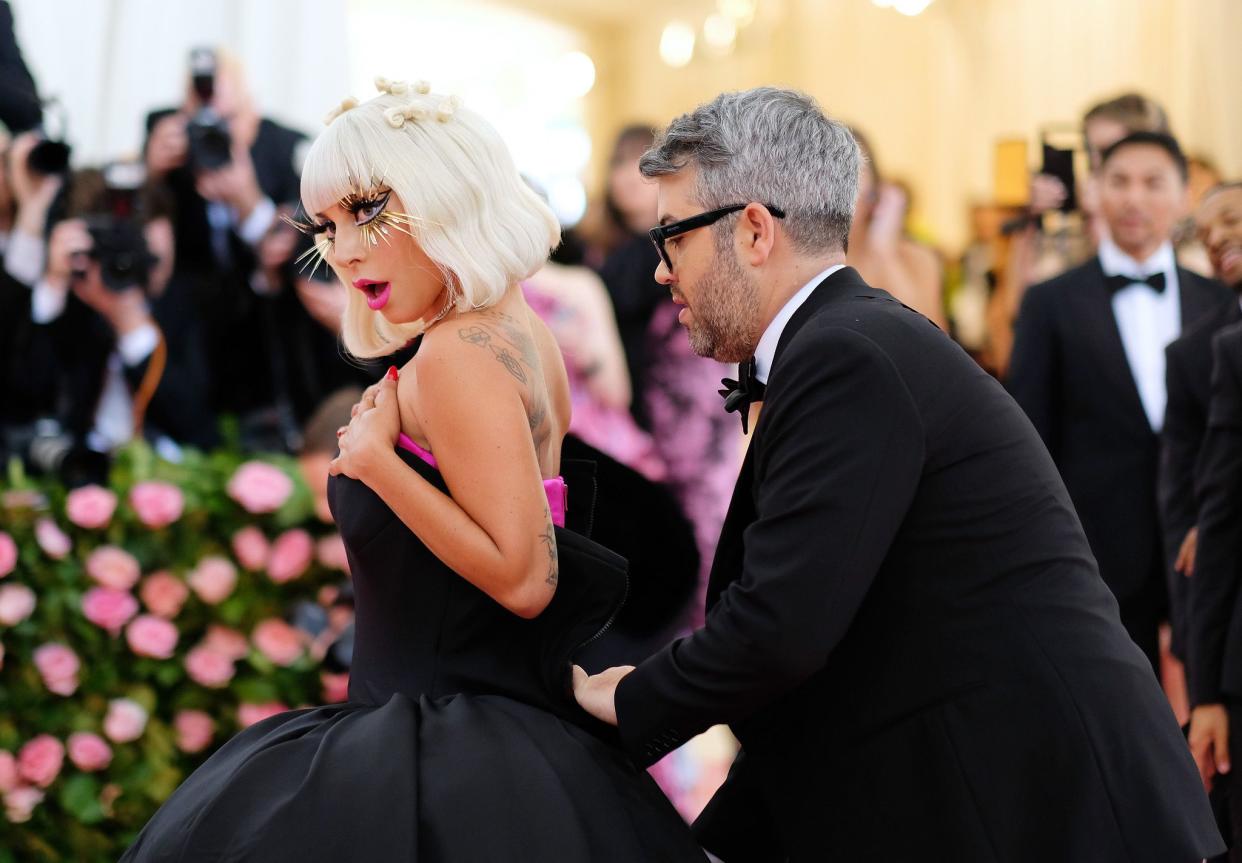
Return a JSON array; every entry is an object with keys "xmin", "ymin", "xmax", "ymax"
[
  {"xmin": 753, "ymin": 264, "xmax": 845, "ymax": 385},
  {"xmin": 1098, "ymin": 237, "xmax": 1180, "ymax": 432}
]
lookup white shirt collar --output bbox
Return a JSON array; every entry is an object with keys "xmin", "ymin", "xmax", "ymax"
[
  {"xmin": 1098, "ymin": 236, "xmax": 1175, "ymax": 280},
  {"xmin": 753, "ymin": 264, "xmax": 845, "ymax": 384}
]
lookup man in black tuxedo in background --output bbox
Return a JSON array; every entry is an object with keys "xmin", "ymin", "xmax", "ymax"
[
  {"xmin": 573, "ymin": 87, "xmax": 1221, "ymax": 862},
  {"xmin": 143, "ymin": 49, "xmax": 314, "ymax": 449},
  {"xmin": 1182, "ymin": 183, "xmax": 1242, "ymax": 856},
  {"xmin": 1009, "ymin": 132, "xmax": 1230, "ymax": 672},
  {"xmin": 1162, "ymin": 183, "xmax": 1242, "ymax": 663}
]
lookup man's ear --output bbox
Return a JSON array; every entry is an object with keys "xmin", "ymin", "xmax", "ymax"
[{"xmin": 740, "ymin": 202, "xmax": 777, "ymax": 267}]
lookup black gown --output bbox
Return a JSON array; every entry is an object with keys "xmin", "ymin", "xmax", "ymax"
[{"xmin": 121, "ymin": 447, "xmax": 707, "ymax": 861}]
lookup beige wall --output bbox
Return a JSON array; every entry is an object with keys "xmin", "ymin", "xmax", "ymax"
[{"xmin": 525, "ymin": 0, "xmax": 1242, "ymax": 254}]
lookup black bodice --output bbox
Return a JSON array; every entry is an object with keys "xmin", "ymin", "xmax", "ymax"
[{"xmin": 328, "ymin": 448, "xmax": 626, "ymax": 722}]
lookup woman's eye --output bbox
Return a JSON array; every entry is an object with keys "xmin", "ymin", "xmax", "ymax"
[
  {"xmin": 354, "ymin": 193, "xmax": 390, "ymax": 225},
  {"xmin": 314, "ymin": 221, "xmax": 336, "ymax": 241}
]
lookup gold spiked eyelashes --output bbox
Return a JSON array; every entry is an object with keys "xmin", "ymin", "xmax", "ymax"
[{"xmin": 283, "ymin": 188, "xmax": 426, "ymax": 276}]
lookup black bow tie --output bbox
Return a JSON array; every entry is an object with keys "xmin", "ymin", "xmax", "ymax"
[
  {"xmin": 719, "ymin": 357, "xmax": 766, "ymax": 434},
  {"xmin": 1105, "ymin": 272, "xmax": 1166, "ymax": 294}
]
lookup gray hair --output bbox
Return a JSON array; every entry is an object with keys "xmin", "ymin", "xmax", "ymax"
[{"xmin": 639, "ymin": 87, "xmax": 860, "ymax": 254}]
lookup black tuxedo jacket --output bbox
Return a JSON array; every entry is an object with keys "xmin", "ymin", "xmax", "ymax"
[
  {"xmin": 614, "ymin": 267, "xmax": 1220, "ymax": 862},
  {"xmin": 1160, "ymin": 295, "xmax": 1242, "ymax": 656},
  {"xmin": 1007, "ymin": 258, "xmax": 1229, "ymax": 602},
  {"xmin": 1189, "ymin": 323, "xmax": 1242, "ymax": 706}
]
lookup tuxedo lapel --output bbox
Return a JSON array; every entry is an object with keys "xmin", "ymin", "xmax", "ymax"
[
  {"xmin": 1072, "ymin": 258, "xmax": 1149, "ymax": 430},
  {"xmin": 703, "ymin": 266, "xmax": 876, "ymax": 609},
  {"xmin": 1179, "ymin": 267, "xmax": 1220, "ymax": 331}
]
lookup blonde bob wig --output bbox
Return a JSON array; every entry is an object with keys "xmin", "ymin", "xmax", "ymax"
[{"xmin": 300, "ymin": 84, "xmax": 561, "ymax": 358}]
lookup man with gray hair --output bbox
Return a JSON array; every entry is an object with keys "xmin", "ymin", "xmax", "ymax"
[{"xmin": 573, "ymin": 87, "xmax": 1221, "ymax": 861}]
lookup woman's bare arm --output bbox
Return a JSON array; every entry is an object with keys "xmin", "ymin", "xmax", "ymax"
[{"xmin": 332, "ymin": 320, "xmax": 558, "ymax": 619}]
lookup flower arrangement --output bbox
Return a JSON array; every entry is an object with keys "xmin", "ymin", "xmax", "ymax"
[{"xmin": 0, "ymin": 442, "xmax": 351, "ymax": 861}]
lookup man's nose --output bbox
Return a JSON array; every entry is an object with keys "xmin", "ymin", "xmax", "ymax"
[{"xmin": 655, "ymin": 258, "xmax": 675, "ymax": 286}]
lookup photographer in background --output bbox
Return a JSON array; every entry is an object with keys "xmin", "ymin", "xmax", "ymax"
[
  {"xmin": 143, "ymin": 48, "xmax": 309, "ymax": 449},
  {"xmin": 2, "ymin": 165, "xmax": 216, "ymax": 483}
]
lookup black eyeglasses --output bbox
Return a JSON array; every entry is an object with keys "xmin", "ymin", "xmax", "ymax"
[{"xmin": 648, "ymin": 203, "xmax": 786, "ymax": 273}]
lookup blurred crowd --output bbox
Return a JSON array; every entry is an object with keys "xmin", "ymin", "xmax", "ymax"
[{"xmin": 3, "ymin": 1, "xmax": 1242, "ymax": 836}]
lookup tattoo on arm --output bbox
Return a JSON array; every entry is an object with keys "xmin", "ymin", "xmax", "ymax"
[{"xmin": 539, "ymin": 506, "xmax": 558, "ymax": 587}]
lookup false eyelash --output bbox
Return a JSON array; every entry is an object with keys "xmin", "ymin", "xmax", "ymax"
[{"xmin": 282, "ymin": 212, "xmax": 330, "ymax": 236}]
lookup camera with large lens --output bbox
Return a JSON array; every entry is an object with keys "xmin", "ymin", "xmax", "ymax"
[
  {"xmin": 27, "ymin": 99, "xmax": 72, "ymax": 176},
  {"xmin": 74, "ymin": 163, "xmax": 158, "ymax": 292},
  {"xmin": 185, "ymin": 47, "xmax": 232, "ymax": 172},
  {"xmin": 28, "ymin": 136, "xmax": 70, "ymax": 175},
  {"xmin": 1, "ymin": 418, "xmax": 108, "ymax": 485}
]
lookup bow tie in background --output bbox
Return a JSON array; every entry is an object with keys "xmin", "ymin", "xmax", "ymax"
[
  {"xmin": 720, "ymin": 356, "xmax": 766, "ymax": 434},
  {"xmin": 1105, "ymin": 272, "xmax": 1166, "ymax": 294}
]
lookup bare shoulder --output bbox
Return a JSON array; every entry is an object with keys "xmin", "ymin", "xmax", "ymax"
[
  {"xmin": 412, "ymin": 298, "xmax": 569, "ymax": 448},
  {"xmin": 425, "ymin": 305, "xmax": 542, "ymax": 386}
]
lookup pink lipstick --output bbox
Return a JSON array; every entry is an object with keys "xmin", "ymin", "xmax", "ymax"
[{"xmin": 353, "ymin": 279, "xmax": 392, "ymax": 311}]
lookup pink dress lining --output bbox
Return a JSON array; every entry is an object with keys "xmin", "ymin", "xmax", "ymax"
[{"xmin": 397, "ymin": 433, "xmax": 566, "ymax": 528}]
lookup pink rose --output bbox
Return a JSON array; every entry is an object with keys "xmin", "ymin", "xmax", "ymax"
[
  {"xmin": 0, "ymin": 750, "xmax": 17, "ymax": 792},
  {"xmin": 3, "ymin": 786, "xmax": 44, "ymax": 822},
  {"xmin": 0, "ymin": 531, "xmax": 16, "ymax": 577},
  {"xmin": 187, "ymin": 556, "xmax": 237, "ymax": 605},
  {"xmin": 65, "ymin": 485, "xmax": 118, "ymax": 529},
  {"xmin": 139, "ymin": 571, "xmax": 188, "ymax": 619},
  {"xmin": 34, "ymin": 518, "xmax": 71, "ymax": 560},
  {"xmin": 252, "ymin": 618, "xmax": 304, "ymax": 667},
  {"xmin": 128, "ymin": 481, "xmax": 184, "ymax": 528},
  {"xmin": 267, "ymin": 529, "xmax": 313, "ymax": 584},
  {"xmin": 85, "ymin": 545, "xmax": 141, "ymax": 591},
  {"xmin": 126, "ymin": 615, "xmax": 179, "ymax": 659},
  {"xmin": 17, "ymin": 735, "xmax": 64, "ymax": 788},
  {"xmin": 33, "ymin": 643, "xmax": 80, "ymax": 696},
  {"xmin": 81, "ymin": 587, "xmax": 139, "ymax": 635},
  {"xmin": 316, "ymin": 533, "xmax": 350, "ymax": 573},
  {"xmin": 184, "ymin": 645, "xmax": 236, "ymax": 688},
  {"xmin": 66, "ymin": 733, "xmax": 112, "ymax": 772},
  {"xmin": 204, "ymin": 624, "xmax": 250, "ymax": 660},
  {"xmin": 0, "ymin": 583, "xmax": 36, "ymax": 626},
  {"xmin": 231, "ymin": 526, "xmax": 270, "ymax": 570},
  {"xmin": 173, "ymin": 710, "xmax": 215, "ymax": 754},
  {"xmin": 321, "ymin": 671, "xmax": 350, "ymax": 703},
  {"xmin": 103, "ymin": 698, "xmax": 148, "ymax": 743},
  {"xmin": 227, "ymin": 461, "xmax": 293, "ymax": 514},
  {"xmin": 237, "ymin": 701, "xmax": 288, "ymax": 728}
]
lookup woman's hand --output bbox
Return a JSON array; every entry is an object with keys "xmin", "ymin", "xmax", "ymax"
[{"xmin": 330, "ymin": 370, "xmax": 401, "ymax": 482}]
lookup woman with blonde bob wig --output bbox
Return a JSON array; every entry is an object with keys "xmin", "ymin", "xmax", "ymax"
[{"xmin": 121, "ymin": 79, "xmax": 706, "ymax": 862}]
